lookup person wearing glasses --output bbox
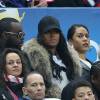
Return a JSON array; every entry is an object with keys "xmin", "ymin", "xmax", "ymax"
[
  {"xmin": 0, "ymin": 17, "xmax": 32, "ymax": 71},
  {"xmin": 0, "ymin": 48, "xmax": 29, "ymax": 100},
  {"xmin": 0, "ymin": 17, "xmax": 24, "ymax": 51}
]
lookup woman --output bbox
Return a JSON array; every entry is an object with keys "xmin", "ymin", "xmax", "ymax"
[
  {"xmin": 22, "ymin": 16, "xmax": 81, "ymax": 98},
  {"xmin": 0, "ymin": 48, "xmax": 29, "ymax": 100},
  {"xmin": 61, "ymin": 79, "xmax": 96, "ymax": 100},
  {"xmin": 67, "ymin": 24, "xmax": 92, "ymax": 80}
]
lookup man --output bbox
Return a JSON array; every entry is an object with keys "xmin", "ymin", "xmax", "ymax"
[
  {"xmin": 0, "ymin": 17, "xmax": 32, "ymax": 71},
  {"xmin": 22, "ymin": 72, "xmax": 46, "ymax": 100},
  {"xmin": 0, "ymin": 17, "xmax": 24, "ymax": 51},
  {"xmin": 22, "ymin": 72, "xmax": 60, "ymax": 100},
  {"xmin": 90, "ymin": 61, "xmax": 100, "ymax": 99}
]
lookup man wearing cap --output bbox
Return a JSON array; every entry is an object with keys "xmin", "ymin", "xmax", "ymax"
[{"xmin": 23, "ymin": 16, "xmax": 79, "ymax": 98}]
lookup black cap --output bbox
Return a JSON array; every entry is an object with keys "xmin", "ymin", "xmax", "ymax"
[{"xmin": 38, "ymin": 16, "xmax": 61, "ymax": 34}]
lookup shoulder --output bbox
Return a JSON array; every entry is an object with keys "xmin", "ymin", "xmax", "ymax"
[{"xmin": 44, "ymin": 98, "xmax": 60, "ymax": 100}]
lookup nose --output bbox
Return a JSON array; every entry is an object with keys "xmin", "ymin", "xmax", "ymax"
[
  {"xmin": 84, "ymin": 95, "xmax": 89, "ymax": 100},
  {"xmin": 37, "ymin": 85, "xmax": 42, "ymax": 91},
  {"xmin": 83, "ymin": 35, "xmax": 88, "ymax": 40},
  {"xmin": 13, "ymin": 62, "xmax": 19, "ymax": 66}
]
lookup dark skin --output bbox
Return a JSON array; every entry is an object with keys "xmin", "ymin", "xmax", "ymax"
[
  {"xmin": 0, "ymin": 22, "xmax": 24, "ymax": 50},
  {"xmin": 42, "ymin": 29, "xmax": 60, "ymax": 55}
]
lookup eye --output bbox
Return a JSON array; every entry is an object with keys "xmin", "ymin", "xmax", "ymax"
[
  {"xmin": 78, "ymin": 93, "xmax": 84, "ymax": 97},
  {"xmin": 77, "ymin": 33, "xmax": 84, "ymax": 38},
  {"xmin": 40, "ymin": 83, "xmax": 45, "ymax": 86},
  {"xmin": 87, "ymin": 91, "xmax": 93, "ymax": 96},
  {"xmin": 31, "ymin": 83, "xmax": 37, "ymax": 87},
  {"xmin": 16, "ymin": 60, "xmax": 22, "ymax": 64},
  {"xmin": 7, "ymin": 61, "xmax": 14, "ymax": 65},
  {"xmin": 85, "ymin": 34, "xmax": 89, "ymax": 38}
]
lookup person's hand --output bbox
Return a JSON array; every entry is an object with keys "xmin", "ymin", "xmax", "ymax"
[
  {"xmin": 36, "ymin": 0, "xmax": 48, "ymax": 7},
  {"xmin": 30, "ymin": 0, "xmax": 48, "ymax": 7}
]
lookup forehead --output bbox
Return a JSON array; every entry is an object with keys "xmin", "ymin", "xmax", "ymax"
[
  {"xmin": 11, "ymin": 22, "xmax": 22, "ymax": 32},
  {"xmin": 6, "ymin": 52, "xmax": 20, "ymax": 59},
  {"xmin": 27, "ymin": 73, "xmax": 44, "ymax": 84},
  {"xmin": 74, "ymin": 27, "xmax": 88, "ymax": 34},
  {"xmin": 75, "ymin": 86, "xmax": 92, "ymax": 93}
]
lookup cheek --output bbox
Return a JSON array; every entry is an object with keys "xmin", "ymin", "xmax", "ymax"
[
  {"xmin": 27, "ymin": 87, "xmax": 36, "ymax": 96},
  {"xmin": 6, "ymin": 65, "xmax": 12, "ymax": 74}
]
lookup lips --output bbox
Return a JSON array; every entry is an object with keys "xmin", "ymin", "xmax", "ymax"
[
  {"xmin": 13, "ymin": 69, "xmax": 20, "ymax": 72},
  {"xmin": 83, "ymin": 43, "xmax": 89, "ymax": 47},
  {"xmin": 36, "ymin": 92, "xmax": 43, "ymax": 96}
]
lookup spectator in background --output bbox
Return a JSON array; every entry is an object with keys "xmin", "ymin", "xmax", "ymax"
[
  {"xmin": 90, "ymin": 61, "xmax": 100, "ymax": 99},
  {"xmin": 61, "ymin": 79, "xmax": 96, "ymax": 100},
  {"xmin": 48, "ymin": 0, "xmax": 91, "ymax": 7},
  {"xmin": 0, "ymin": 48, "xmax": 29, "ymax": 99},
  {"xmin": 22, "ymin": 71, "xmax": 60, "ymax": 100},
  {"xmin": 0, "ymin": 0, "xmax": 93, "ymax": 7},
  {"xmin": 67, "ymin": 24, "xmax": 92, "ymax": 80},
  {"xmin": 0, "ymin": 0, "xmax": 28, "ymax": 7},
  {"xmin": 0, "ymin": 17, "xmax": 24, "ymax": 51},
  {"xmin": 22, "ymin": 72, "xmax": 46, "ymax": 100},
  {"xmin": 23, "ymin": 16, "xmax": 81, "ymax": 98},
  {"xmin": 0, "ymin": 0, "xmax": 48, "ymax": 7},
  {"xmin": 94, "ymin": 0, "xmax": 100, "ymax": 7},
  {"xmin": 27, "ymin": 0, "xmax": 48, "ymax": 7},
  {"xmin": 0, "ymin": 17, "xmax": 32, "ymax": 71}
]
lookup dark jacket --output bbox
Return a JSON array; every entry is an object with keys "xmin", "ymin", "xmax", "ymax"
[
  {"xmin": 6, "ymin": 81, "xmax": 23, "ymax": 98},
  {"xmin": 48, "ymin": 0, "xmax": 91, "ymax": 7},
  {"xmin": 3, "ymin": 0, "xmax": 27, "ymax": 7},
  {"xmin": 0, "ymin": 86, "xmax": 14, "ymax": 100}
]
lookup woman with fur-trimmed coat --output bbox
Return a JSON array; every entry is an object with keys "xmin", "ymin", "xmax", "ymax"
[{"xmin": 22, "ymin": 16, "xmax": 82, "ymax": 98}]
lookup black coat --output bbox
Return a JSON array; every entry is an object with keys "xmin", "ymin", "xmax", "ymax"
[
  {"xmin": 0, "ymin": 86, "xmax": 14, "ymax": 100},
  {"xmin": 48, "ymin": 0, "xmax": 91, "ymax": 7},
  {"xmin": 4, "ymin": 0, "xmax": 27, "ymax": 7}
]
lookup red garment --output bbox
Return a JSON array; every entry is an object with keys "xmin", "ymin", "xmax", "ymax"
[
  {"xmin": 95, "ymin": 2, "xmax": 100, "ymax": 7},
  {"xmin": 82, "ymin": 0, "xmax": 88, "ymax": 4}
]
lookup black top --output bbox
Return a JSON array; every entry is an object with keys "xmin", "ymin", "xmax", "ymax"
[{"xmin": 48, "ymin": 0, "xmax": 91, "ymax": 7}]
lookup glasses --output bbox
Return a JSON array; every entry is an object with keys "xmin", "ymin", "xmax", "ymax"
[{"xmin": 5, "ymin": 31, "xmax": 25, "ymax": 39}]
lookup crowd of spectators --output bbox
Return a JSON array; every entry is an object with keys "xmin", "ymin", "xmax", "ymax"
[
  {"xmin": 0, "ymin": 9, "xmax": 100, "ymax": 100},
  {"xmin": 0, "ymin": 0, "xmax": 100, "ymax": 7}
]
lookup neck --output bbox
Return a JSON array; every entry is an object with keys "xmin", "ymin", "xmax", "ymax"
[
  {"xmin": 48, "ymin": 47, "xmax": 56, "ymax": 55},
  {"xmin": 79, "ymin": 53, "xmax": 86, "ymax": 60}
]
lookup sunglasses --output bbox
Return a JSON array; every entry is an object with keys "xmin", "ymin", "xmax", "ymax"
[{"xmin": 5, "ymin": 31, "xmax": 25, "ymax": 39}]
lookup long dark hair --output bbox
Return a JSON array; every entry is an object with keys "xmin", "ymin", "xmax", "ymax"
[
  {"xmin": 37, "ymin": 16, "xmax": 75, "ymax": 80},
  {"xmin": 0, "ymin": 48, "xmax": 29, "ymax": 87}
]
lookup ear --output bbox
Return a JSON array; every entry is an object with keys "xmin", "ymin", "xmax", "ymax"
[
  {"xmin": 91, "ymin": 75, "xmax": 95, "ymax": 82},
  {"xmin": 22, "ymin": 87, "xmax": 28, "ymax": 96},
  {"xmin": 1, "ymin": 32, "xmax": 7, "ymax": 39},
  {"xmin": 72, "ymin": 98, "xmax": 75, "ymax": 100},
  {"xmin": 91, "ymin": 75, "xmax": 97, "ymax": 84},
  {"xmin": 67, "ymin": 40, "xmax": 74, "ymax": 48}
]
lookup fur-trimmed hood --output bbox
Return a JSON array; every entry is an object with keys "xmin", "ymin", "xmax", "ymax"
[
  {"xmin": 22, "ymin": 38, "xmax": 61, "ymax": 98},
  {"xmin": 67, "ymin": 42, "xmax": 82, "ymax": 77}
]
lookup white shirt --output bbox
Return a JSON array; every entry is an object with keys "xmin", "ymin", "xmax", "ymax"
[
  {"xmin": 80, "ymin": 58, "xmax": 92, "ymax": 69},
  {"xmin": 52, "ymin": 55, "xmax": 69, "ymax": 91}
]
